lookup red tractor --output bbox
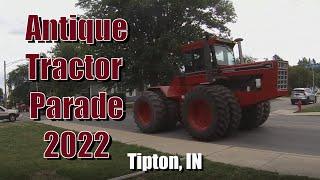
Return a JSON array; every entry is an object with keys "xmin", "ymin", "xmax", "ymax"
[{"xmin": 134, "ymin": 37, "xmax": 288, "ymax": 141}]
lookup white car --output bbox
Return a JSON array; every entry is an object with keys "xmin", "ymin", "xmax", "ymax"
[
  {"xmin": 0, "ymin": 106, "xmax": 20, "ymax": 122},
  {"xmin": 290, "ymin": 88, "xmax": 317, "ymax": 105}
]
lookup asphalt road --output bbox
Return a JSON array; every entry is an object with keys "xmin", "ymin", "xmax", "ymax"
[
  {"xmin": 10, "ymin": 97, "xmax": 319, "ymax": 156},
  {"xmin": 57, "ymin": 97, "xmax": 320, "ymax": 156}
]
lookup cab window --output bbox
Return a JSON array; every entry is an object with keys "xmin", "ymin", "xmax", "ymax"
[
  {"xmin": 214, "ymin": 45, "xmax": 236, "ymax": 65},
  {"xmin": 183, "ymin": 49, "xmax": 204, "ymax": 72}
]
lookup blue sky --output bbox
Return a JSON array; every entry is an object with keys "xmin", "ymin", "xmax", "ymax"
[{"xmin": 1, "ymin": 0, "xmax": 320, "ymax": 91}]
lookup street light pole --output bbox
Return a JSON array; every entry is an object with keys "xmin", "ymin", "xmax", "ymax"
[
  {"xmin": 3, "ymin": 61, "xmax": 7, "ymax": 107},
  {"xmin": 313, "ymin": 65, "xmax": 315, "ymax": 90},
  {"xmin": 312, "ymin": 59, "xmax": 316, "ymax": 91}
]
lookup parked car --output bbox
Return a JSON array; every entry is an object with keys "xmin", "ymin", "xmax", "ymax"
[
  {"xmin": 291, "ymin": 88, "xmax": 317, "ymax": 105},
  {"xmin": 0, "ymin": 106, "xmax": 20, "ymax": 122}
]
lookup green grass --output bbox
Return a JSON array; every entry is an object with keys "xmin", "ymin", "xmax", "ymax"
[
  {"xmin": 142, "ymin": 160, "xmax": 316, "ymax": 180},
  {"xmin": 302, "ymin": 104, "xmax": 320, "ymax": 112},
  {"xmin": 0, "ymin": 122, "xmax": 158, "ymax": 180},
  {"xmin": 0, "ymin": 122, "xmax": 317, "ymax": 180}
]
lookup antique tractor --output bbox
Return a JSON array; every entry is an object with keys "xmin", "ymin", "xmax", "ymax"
[{"xmin": 134, "ymin": 37, "xmax": 288, "ymax": 141}]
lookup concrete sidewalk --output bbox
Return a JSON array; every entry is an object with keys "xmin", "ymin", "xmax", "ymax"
[
  {"xmin": 272, "ymin": 109, "xmax": 320, "ymax": 116},
  {"xmin": 36, "ymin": 120, "xmax": 320, "ymax": 178}
]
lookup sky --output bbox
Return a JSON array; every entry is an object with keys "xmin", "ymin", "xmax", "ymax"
[{"xmin": 0, "ymin": 0, "xmax": 320, "ymax": 92}]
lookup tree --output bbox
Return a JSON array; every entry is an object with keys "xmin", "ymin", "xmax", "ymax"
[
  {"xmin": 0, "ymin": 88, "xmax": 3, "ymax": 97},
  {"xmin": 49, "ymin": 43, "xmax": 94, "ymax": 97},
  {"xmin": 6, "ymin": 64, "xmax": 30, "ymax": 106},
  {"xmin": 288, "ymin": 65, "xmax": 317, "ymax": 89},
  {"xmin": 75, "ymin": 0, "xmax": 237, "ymax": 91},
  {"xmin": 298, "ymin": 57, "xmax": 312, "ymax": 67}
]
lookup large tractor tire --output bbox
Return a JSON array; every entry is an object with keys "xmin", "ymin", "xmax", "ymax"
[
  {"xmin": 240, "ymin": 101, "xmax": 270, "ymax": 130},
  {"xmin": 258, "ymin": 101, "xmax": 270, "ymax": 126},
  {"xmin": 134, "ymin": 91, "xmax": 167, "ymax": 133},
  {"xmin": 182, "ymin": 85, "xmax": 230, "ymax": 141},
  {"xmin": 223, "ymin": 88, "xmax": 242, "ymax": 135},
  {"xmin": 165, "ymin": 99, "xmax": 180, "ymax": 129}
]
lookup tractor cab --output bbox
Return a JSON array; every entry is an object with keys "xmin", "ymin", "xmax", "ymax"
[{"xmin": 181, "ymin": 37, "xmax": 239, "ymax": 73}]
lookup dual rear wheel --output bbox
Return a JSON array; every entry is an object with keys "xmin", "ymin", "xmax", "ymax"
[
  {"xmin": 181, "ymin": 85, "xmax": 241, "ymax": 140},
  {"xmin": 134, "ymin": 85, "xmax": 270, "ymax": 141},
  {"xmin": 134, "ymin": 91, "xmax": 179, "ymax": 133}
]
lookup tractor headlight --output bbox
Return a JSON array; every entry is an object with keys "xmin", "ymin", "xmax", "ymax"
[{"xmin": 255, "ymin": 79, "xmax": 261, "ymax": 88}]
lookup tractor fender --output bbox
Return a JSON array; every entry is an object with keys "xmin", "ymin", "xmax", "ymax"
[{"xmin": 147, "ymin": 86, "xmax": 181, "ymax": 99}]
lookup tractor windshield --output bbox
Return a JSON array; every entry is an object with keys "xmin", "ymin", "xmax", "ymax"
[{"xmin": 213, "ymin": 45, "xmax": 236, "ymax": 66}]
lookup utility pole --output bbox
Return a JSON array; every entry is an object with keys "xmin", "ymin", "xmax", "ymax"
[
  {"xmin": 3, "ymin": 61, "xmax": 6, "ymax": 108},
  {"xmin": 312, "ymin": 59, "xmax": 315, "ymax": 91},
  {"xmin": 312, "ymin": 65, "xmax": 315, "ymax": 90}
]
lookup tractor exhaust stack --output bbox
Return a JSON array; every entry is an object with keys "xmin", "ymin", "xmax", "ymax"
[{"xmin": 234, "ymin": 38, "xmax": 244, "ymax": 64}]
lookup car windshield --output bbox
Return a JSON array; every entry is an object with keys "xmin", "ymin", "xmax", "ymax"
[
  {"xmin": 292, "ymin": 90, "xmax": 305, "ymax": 94},
  {"xmin": 213, "ymin": 45, "xmax": 236, "ymax": 66},
  {"xmin": 0, "ymin": 106, "xmax": 6, "ymax": 111}
]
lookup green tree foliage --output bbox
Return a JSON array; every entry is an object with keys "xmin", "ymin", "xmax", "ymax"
[
  {"xmin": 288, "ymin": 65, "xmax": 320, "ymax": 90},
  {"xmin": 6, "ymin": 64, "xmax": 30, "ymax": 105},
  {"xmin": 75, "ymin": 0, "xmax": 237, "ymax": 91},
  {"xmin": 50, "ymin": 43, "xmax": 94, "ymax": 97}
]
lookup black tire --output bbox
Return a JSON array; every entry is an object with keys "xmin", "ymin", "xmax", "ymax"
[
  {"xmin": 152, "ymin": 90, "xmax": 180, "ymax": 129},
  {"xmin": 182, "ymin": 85, "xmax": 230, "ymax": 141},
  {"xmin": 240, "ymin": 101, "xmax": 270, "ymax": 130},
  {"xmin": 258, "ymin": 101, "xmax": 270, "ymax": 126},
  {"xmin": 165, "ymin": 99, "xmax": 180, "ymax": 129},
  {"xmin": 9, "ymin": 114, "xmax": 17, "ymax": 122},
  {"xmin": 134, "ymin": 91, "xmax": 167, "ymax": 133},
  {"xmin": 224, "ymin": 88, "xmax": 242, "ymax": 135},
  {"xmin": 291, "ymin": 100, "xmax": 295, "ymax": 105}
]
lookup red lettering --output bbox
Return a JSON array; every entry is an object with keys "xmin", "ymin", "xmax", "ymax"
[
  {"xmin": 83, "ymin": 55, "xmax": 94, "ymax": 80},
  {"xmin": 59, "ymin": 17, "xmax": 68, "ymax": 40},
  {"xmin": 112, "ymin": 18, "xmax": 128, "ymax": 41},
  {"xmin": 30, "ymin": 92, "xmax": 46, "ymax": 120},
  {"xmin": 26, "ymin": 54, "xmax": 40, "ymax": 80},
  {"xmin": 111, "ymin": 58, "xmax": 123, "ymax": 80},
  {"xmin": 108, "ymin": 96, "xmax": 124, "ymax": 120},
  {"xmin": 52, "ymin": 58, "xmax": 67, "ymax": 80},
  {"xmin": 95, "ymin": 57, "xmax": 110, "ymax": 80},
  {"xmin": 25, "ymin": 15, "xmax": 41, "ymax": 41}
]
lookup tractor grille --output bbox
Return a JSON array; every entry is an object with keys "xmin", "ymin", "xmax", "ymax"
[{"xmin": 277, "ymin": 61, "xmax": 288, "ymax": 90}]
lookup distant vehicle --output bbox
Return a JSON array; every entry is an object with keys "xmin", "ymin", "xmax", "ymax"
[
  {"xmin": 291, "ymin": 88, "xmax": 317, "ymax": 105},
  {"xmin": 0, "ymin": 106, "xmax": 20, "ymax": 122}
]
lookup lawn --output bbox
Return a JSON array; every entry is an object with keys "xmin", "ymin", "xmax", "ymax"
[
  {"xmin": 302, "ymin": 104, "xmax": 320, "ymax": 112},
  {"xmin": 0, "ymin": 121, "xmax": 317, "ymax": 180}
]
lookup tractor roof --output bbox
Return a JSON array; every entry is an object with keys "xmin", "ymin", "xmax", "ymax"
[{"xmin": 181, "ymin": 37, "xmax": 236, "ymax": 53}]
